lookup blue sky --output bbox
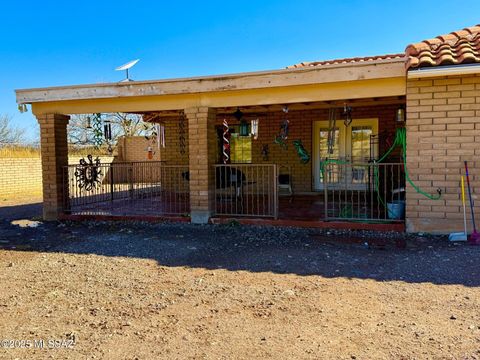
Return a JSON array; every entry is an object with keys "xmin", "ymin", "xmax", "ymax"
[{"xmin": 1, "ymin": 0, "xmax": 479, "ymax": 141}]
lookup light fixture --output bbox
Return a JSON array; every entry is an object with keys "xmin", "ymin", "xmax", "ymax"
[
  {"xmin": 396, "ymin": 106, "xmax": 405, "ymax": 123},
  {"xmin": 233, "ymin": 107, "xmax": 250, "ymax": 137},
  {"xmin": 343, "ymin": 103, "xmax": 352, "ymax": 127},
  {"xmin": 251, "ymin": 118, "xmax": 259, "ymax": 139},
  {"xmin": 239, "ymin": 119, "xmax": 249, "ymax": 137}
]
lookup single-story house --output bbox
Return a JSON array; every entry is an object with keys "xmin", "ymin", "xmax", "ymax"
[{"xmin": 15, "ymin": 24, "xmax": 480, "ymax": 234}]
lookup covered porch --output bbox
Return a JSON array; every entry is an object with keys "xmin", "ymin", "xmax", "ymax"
[{"xmin": 15, "ymin": 54, "xmax": 407, "ymax": 229}]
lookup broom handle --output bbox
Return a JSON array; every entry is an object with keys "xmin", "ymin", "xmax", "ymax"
[
  {"xmin": 464, "ymin": 161, "xmax": 477, "ymax": 231},
  {"xmin": 462, "ymin": 176, "xmax": 467, "ymax": 235}
]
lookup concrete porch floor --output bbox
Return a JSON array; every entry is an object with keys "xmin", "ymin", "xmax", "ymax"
[{"xmin": 64, "ymin": 193, "xmax": 404, "ymax": 231}]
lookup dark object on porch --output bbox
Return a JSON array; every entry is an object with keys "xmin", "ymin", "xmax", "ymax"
[
  {"xmin": 278, "ymin": 165, "xmax": 293, "ymax": 197},
  {"xmin": 182, "ymin": 167, "xmax": 247, "ymax": 190}
]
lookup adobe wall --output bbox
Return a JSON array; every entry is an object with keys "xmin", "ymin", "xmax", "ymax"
[{"xmin": 406, "ymin": 74, "xmax": 480, "ymax": 233}]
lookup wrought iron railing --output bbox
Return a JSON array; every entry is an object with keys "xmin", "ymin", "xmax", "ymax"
[
  {"xmin": 63, "ymin": 161, "xmax": 189, "ymax": 216},
  {"xmin": 323, "ymin": 161, "xmax": 405, "ymax": 222},
  {"xmin": 214, "ymin": 164, "xmax": 278, "ymax": 218}
]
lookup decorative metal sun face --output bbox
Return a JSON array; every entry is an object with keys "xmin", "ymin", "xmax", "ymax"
[{"xmin": 74, "ymin": 155, "xmax": 102, "ymax": 191}]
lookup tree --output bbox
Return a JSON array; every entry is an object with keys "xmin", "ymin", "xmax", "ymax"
[
  {"xmin": 0, "ymin": 115, "xmax": 26, "ymax": 144},
  {"xmin": 68, "ymin": 113, "xmax": 149, "ymax": 146}
]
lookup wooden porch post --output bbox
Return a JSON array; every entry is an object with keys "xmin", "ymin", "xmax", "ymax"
[
  {"xmin": 185, "ymin": 107, "xmax": 217, "ymax": 223},
  {"xmin": 36, "ymin": 113, "xmax": 70, "ymax": 221}
]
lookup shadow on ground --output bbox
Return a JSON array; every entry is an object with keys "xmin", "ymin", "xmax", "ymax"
[
  {"xmin": 0, "ymin": 202, "xmax": 42, "ymax": 221},
  {"xmin": 0, "ymin": 212, "xmax": 478, "ymax": 287}
]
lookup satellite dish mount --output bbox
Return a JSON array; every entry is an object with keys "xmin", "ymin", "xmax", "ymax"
[{"xmin": 115, "ymin": 59, "xmax": 140, "ymax": 82}]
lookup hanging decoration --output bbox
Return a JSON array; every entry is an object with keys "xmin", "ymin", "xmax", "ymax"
[
  {"xmin": 179, "ymin": 113, "xmax": 186, "ymax": 155},
  {"xmin": 91, "ymin": 113, "xmax": 104, "ymax": 148},
  {"xmin": 233, "ymin": 108, "xmax": 250, "ymax": 137},
  {"xmin": 293, "ymin": 140, "xmax": 310, "ymax": 164},
  {"xmin": 222, "ymin": 117, "xmax": 231, "ymax": 164},
  {"xmin": 156, "ymin": 123, "xmax": 165, "ymax": 148},
  {"xmin": 104, "ymin": 119, "xmax": 112, "ymax": 141},
  {"xmin": 343, "ymin": 104, "xmax": 352, "ymax": 127},
  {"xmin": 274, "ymin": 105, "xmax": 289, "ymax": 149},
  {"xmin": 142, "ymin": 115, "xmax": 161, "ymax": 159},
  {"xmin": 327, "ymin": 108, "xmax": 337, "ymax": 155},
  {"xmin": 74, "ymin": 155, "xmax": 102, "ymax": 191},
  {"xmin": 396, "ymin": 106, "xmax": 405, "ymax": 123},
  {"xmin": 261, "ymin": 144, "xmax": 269, "ymax": 161},
  {"xmin": 251, "ymin": 118, "xmax": 259, "ymax": 140}
]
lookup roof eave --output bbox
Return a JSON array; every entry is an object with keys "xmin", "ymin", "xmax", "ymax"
[{"xmin": 16, "ymin": 57, "xmax": 406, "ymax": 105}]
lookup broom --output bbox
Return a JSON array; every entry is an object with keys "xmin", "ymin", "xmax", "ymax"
[
  {"xmin": 464, "ymin": 161, "xmax": 480, "ymax": 245},
  {"xmin": 448, "ymin": 175, "xmax": 467, "ymax": 241}
]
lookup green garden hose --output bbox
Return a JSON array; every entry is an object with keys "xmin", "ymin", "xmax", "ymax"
[
  {"xmin": 374, "ymin": 127, "xmax": 442, "ymax": 201},
  {"xmin": 321, "ymin": 127, "xmax": 441, "ymax": 220}
]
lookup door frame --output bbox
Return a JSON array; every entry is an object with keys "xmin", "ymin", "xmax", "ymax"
[{"xmin": 313, "ymin": 118, "xmax": 379, "ymax": 191}]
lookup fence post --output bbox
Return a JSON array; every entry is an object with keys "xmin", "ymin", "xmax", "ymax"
[
  {"xmin": 323, "ymin": 165, "xmax": 329, "ymax": 220},
  {"xmin": 273, "ymin": 164, "xmax": 278, "ymax": 219},
  {"xmin": 129, "ymin": 165, "xmax": 134, "ymax": 199},
  {"xmin": 110, "ymin": 165, "xmax": 114, "ymax": 202},
  {"xmin": 62, "ymin": 166, "xmax": 71, "ymax": 214}
]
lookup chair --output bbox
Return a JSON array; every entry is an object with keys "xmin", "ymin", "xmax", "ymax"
[{"xmin": 278, "ymin": 165, "xmax": 293, "ymax": 197}]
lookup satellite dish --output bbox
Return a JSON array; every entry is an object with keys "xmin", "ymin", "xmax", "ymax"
[{"xmin": 115, "ymin": 59, "xmax": 140, "ymax": 82}]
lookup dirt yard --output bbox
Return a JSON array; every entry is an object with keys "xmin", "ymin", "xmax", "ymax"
[{"xmin": 0, "ymin": 213, "xmax": 479, "ymax": 359}]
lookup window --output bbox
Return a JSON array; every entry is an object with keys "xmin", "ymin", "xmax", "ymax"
[{"xmin": 216, "ymin": 125, "xmax": 252, "ymax": 163}]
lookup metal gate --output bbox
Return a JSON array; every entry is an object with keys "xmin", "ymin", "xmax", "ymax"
[
  {"xmin": 63, "ymin": 161, "xmax": 190, "ymax": 216},
  {"xmin": 323, "ymin": 161, "xmax": 405, "ymax": 222},
  {"xmin": 214, "ymin": 164, "xmax": 278, "ymax": 218}
]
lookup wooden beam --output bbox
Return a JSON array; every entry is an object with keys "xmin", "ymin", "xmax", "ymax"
[
  {"xmin": 30, "ymin": 77, "xmax": 406, "ymax": 115},
  {"xmin": 18, "ymin": 59, "xmax": 405, "ymax": 105}
]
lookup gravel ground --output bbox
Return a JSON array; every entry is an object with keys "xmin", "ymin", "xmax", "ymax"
[{"xmin": 0, "ymin": 217, "xmax": 479, "ymax": 359}]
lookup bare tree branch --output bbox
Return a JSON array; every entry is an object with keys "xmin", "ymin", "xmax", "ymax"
[
  {"xmin": 0, "ymin": 114, "xmax": 26, "ymax": 144},
  {"xmin": 68, "ymin": 113, "xmax": 149, "ymax": 146}
]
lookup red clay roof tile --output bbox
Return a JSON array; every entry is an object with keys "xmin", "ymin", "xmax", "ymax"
[
  {"xmin": 406, "ymin": 25, "xmax": 480, "ymax": 69},
  {"xmin": 287, "ymin": 53, "xmax": 405, "ymax": 68}
]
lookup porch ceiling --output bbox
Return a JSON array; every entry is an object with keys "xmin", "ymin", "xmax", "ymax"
[
  {"xmin": 139, "ymin": 96, "xmax": 406, "ymax": 119},
  {"xmin": 16, "ymin": 58, "xmax": 406, "ymax": 116}
]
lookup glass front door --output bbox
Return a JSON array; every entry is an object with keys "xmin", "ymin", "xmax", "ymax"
[{"xmin": 313, "ymin": 119, "xmax": 378, "ymax": 190}]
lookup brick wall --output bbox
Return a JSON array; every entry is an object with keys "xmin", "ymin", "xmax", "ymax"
[
  {"xmin": 0, "ymin": 156, "xmax": 114, "ymax": 200},
  {"xmin": 214, "ymin": 105, "xmax": 400, "ymax": 193},
  {"xmin": 117, "ymin": 136, "xmax": 161, "ymax": 162},
  {"xmin": 0, "ymin": 157, "xmax": 43, "ymax": 198},
  {"xmin": 406, "ymin": 74, "xmax": 480, "ymax": 233},
  {"xmin": 117, "ymin": 119, "xmax": 189, "ymax": 164}
]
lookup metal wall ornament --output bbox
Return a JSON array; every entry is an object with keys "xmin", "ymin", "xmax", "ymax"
[
  {"xmin": 74, "ymin": 155, "xmax": 102, "ymax": 191},
  {"xmin": 293, "ymin": 139, "xmax": 311, "ymax": 164},
  {"xmin": 179, "ymin": 113, "xmax": 186, "ymax": 155},
  {"xmin": 274, "ymin": 106, "xmax": 289, "ymax": 149}
]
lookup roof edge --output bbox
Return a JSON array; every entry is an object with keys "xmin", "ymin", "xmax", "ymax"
[{"xmin": 16, "ymin": 57, "xmax": 406, "ymax": 97}]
